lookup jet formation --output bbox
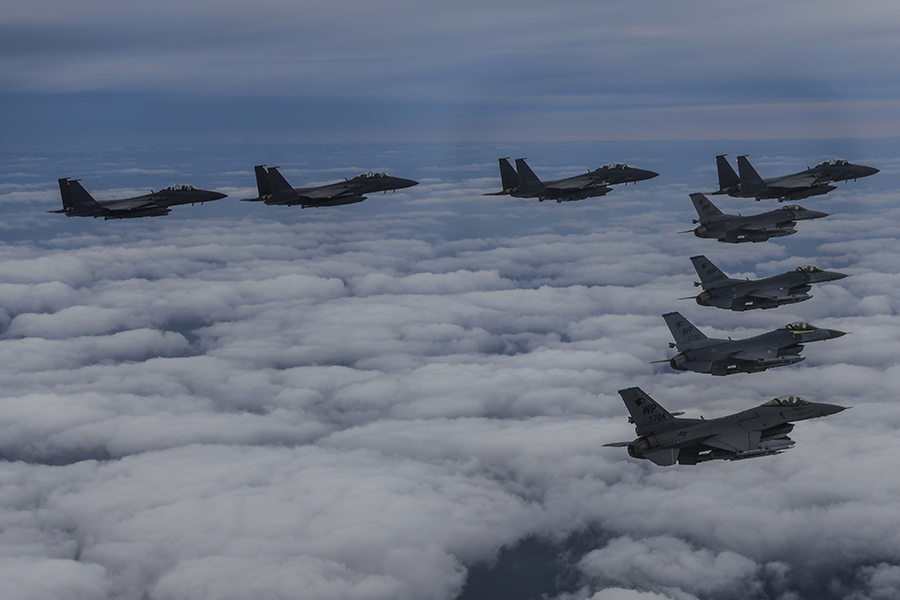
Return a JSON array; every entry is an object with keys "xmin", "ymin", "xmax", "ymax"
[
  {"xmin": 714, "ymin": 155, "xmax": 879, "ymax": 202},
  {"xmin": 603, "ymin": 387, "xmax": 846, "ymax": 466},
  {"xmin": 485, "ymin": 157, "xmax": 658, "ymax": 203},
  {"xmin": 49, "ymin": 179, "xmax": 226, "ymax": 220},
  {"xmin": 659, "ymin": 311, "xmax": 846, "ymax": 376},
  {"xmin": 686, "ymin": 192, "xmax": 828, "ymax": 243},
  {"xmin": 687, "ymin": 255, "xmax": 848, "ymax": 311},
  {"xmin": 242, "ymin": 165, "xmax": 418, "ymax": 208}
]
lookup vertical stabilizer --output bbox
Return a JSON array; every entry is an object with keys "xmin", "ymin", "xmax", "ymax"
[
  {"xmin": 689, "ymin": 193, "xmax": 725, "ymax": 223},
  {"xmin": 66, "ymin": 180, "xmax": 100, "ymax": 210},
  {"xmin": 690, "ymin": 255, "xmax": 732, "ymax": 288},
  {"xmin": 265, "ymin": 167, "xmax": 297, "ymax": 199},
  {"xmin": 514, "ymin": 158, "xmax": 543, "ymax": 190},
  {"xmin": 498, "ymin": 158, "xmax": 518, "ymax": 192},
  {"xmin": 662, "ymin": 311, "xmax": 708, "ymax": 350},
  {"xmin": 619, "ymin": 387, "xmax": 677, "ymax": 432},
  {"xmin": 716, "ymin": 154, "xmax": 740, "ymax": 191},
  {"xmin": 254, "ymin": 165, "xmax": 272, "ymax": 198},
  {"xmin": 58, "ymin": 178, "xmax": 74, "ymax": 210},
  {"xmin": 736, "ymin": 156, "xmax": 766, "ymax": 195}
]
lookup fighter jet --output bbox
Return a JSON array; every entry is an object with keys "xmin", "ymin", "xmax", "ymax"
[
  {"xmin": 713, "ymin": 155, "xmax": 878, "ymax": 202},
  {"xmin": 484, "ymin": 157, "xmax": 658, "ymax": 203},
  {"xmin": 658, "ymin": 311, "xmax": 846, "ymax": 376},
  {"xmin": 603, "ymin": 387, "xmax": 846, "ymax": 466},
  {"xmin": 49, "ymin": 179, "xmax": 226, "ymax": 220},
  {"xmin": 685, "ymin": 192, "xmax": 828, "ymax": 243},
  {"xmin": 242, "ymin": 165, "xmax": 418, "ymax": 208},
  {"xmin": 687, "ymin": 255, "xmax": 849, "ymax": 311}
]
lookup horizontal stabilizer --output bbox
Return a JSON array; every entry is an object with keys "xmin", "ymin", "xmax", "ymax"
[{"xmin": 602, "ymin": 441, "xmax": 631, "ymax": 448}]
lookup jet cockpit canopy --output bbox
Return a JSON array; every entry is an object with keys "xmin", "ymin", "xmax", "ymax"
[
  {"xmin": 355, "ymin": 172, "xmax": 388, "ymax": 179},
  {"xmin": 780, "ymin": 321, "xmax": 817, "ymax": 332},
  {"xmin": 599, "ymin": 163, "xmax": 630, "ymax": 170},
  {"xmin": 164, "ymin": 185, "xmax": 198, "ymax": 191},
  {"xmin": 817, "ymin": 158, "xmax": 851, "ymax": 167},
  {"xmin": 779, "ymin": 204, "xmax": 805, "ymax": 211},
  {"xmin": 762, "ymin": 395, "xmax": 810, "ymax": 407},
  {"xmin": 792, "ymin": 265, "xmax": 823, "ymax": 273}
]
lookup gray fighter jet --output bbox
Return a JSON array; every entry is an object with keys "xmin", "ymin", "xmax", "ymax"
[
  {"xmin": 713, "ymin": 155, "xmax": 878, "ymax": 202},
  {"xmin": 686, "ymin": 193, "xmax": 828, "ymax": 243},
  {"xmin": 49, "ymin": 179, "xmax": 226, "ymax": 220},
  {"xmin": 603, "ymin": 387, "xmax": 846, "ymax": 466},
  {"xmin": 687, "ymin": 255, "xmax": 848, "ymax": 311},
  {"xmin": 242, "ymin": 165, "xmax": 418, "ymax": 208},
  {"xmin": 484, "ymin": 157, "xmax": 658, "ymax": 203},
  {"xmin": 658, "ymin": 311, "xmax": 846, "ymax": 376}
]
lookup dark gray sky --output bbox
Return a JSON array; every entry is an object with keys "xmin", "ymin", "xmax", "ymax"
[{"xmin": 3, "ymin": 0, "xmax": 900, "ymax": 146}]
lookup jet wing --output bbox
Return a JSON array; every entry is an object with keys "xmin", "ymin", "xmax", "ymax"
[
  {"xmin": 729, "ymin": 347, "xmax": 780, "ymax": 361},
  {"xmin": 102, "ymin": 198, "xmax": 157, "ymax": 211},
  {"xmin": 743, "ymin": 287, "xmax": 786, "ymax": 300},
  {"xmin": 294, "ymin": 183, "xmax": 364, "ymax": 200},
  {"xmin": 766, "ymin": 173, "xmax": 819, "ymax": 189},
  {"xmin": 701, "ymin": 430, "xmax": 762, "ymax": 453}
]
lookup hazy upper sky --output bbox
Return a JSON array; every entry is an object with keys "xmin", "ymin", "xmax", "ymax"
[{"xmin": 3, "ymin": 0, "xmax": 900, "ymax": 146}]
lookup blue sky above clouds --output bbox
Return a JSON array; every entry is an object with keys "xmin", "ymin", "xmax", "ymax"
[{"xmin": 2, "ymin": 1, "xmax": 900, "ymax": 599}]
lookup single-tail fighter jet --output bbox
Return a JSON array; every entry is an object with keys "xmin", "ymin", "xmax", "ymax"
[
  {"xmin": 49, "ymin": 179, "xmax": 226, "ymax": 220},
  {"xmin": 484, "ymin": 157, "xmax": 657, "ymax": 203},
  {"xmin": 242, "ymin": 165, "xmax": 418, "ymax": 208},
  {"xmin": 685, "ymin": 193, "xmax": 828, "ymax": 243},
  {"xmin": 603, "ymin": 387, "xmax": 846, "ymax": 466},
  {"xmin": 687, "ymin": 255, "xmax": 849, "ymax": 311},
  {"xmin": 713, "ymin": 155, "xmax": 878, "ymax": 202},
  {"xmin": 657, "ymin": 311, "xmax": 846, "ymax": 376}
]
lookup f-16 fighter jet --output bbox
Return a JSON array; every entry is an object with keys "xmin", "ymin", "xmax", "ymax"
[
  {"xmin": 242, "ymin": 165, "xmax": 418, "ymax": 208},
  {"xmin": 484, "ymin": 157, "xmax": 657, "ymax": 203},
  {"xmin": 687, "ymin": 255, "xmax": 848, "ymax": 311},
  {"xmin": 49, "ymin": 179, "xmax": 226, "ymax": 220},
  {"xmin": 713, "ymin": 155, "xmax": 878, "ymax": 202},
  {"xmin": 686, "ymin": 193, "xmax": 828, "ymax": 243},
  {"xmin": 659, "ymin": 311, "xmax": 846, "ymax": 376},
  {"xmin": 603, "ymin": 387, "xmax": 846, "ymax": 466}
]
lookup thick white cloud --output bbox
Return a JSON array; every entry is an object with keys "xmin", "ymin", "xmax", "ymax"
[{"xmin": 0, "ymin": 148, "xmax": 896, "ymax": 600}]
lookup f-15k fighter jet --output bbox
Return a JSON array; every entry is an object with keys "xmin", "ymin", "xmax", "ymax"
[
  {"xmin": 686, "ymin": 193, "xmax": 828, "ymax": 243},
  {"xmin": 658, "ymin": 311, "xmax": 846, "ymax": 376},
  {"xmin": 687, "ymin": 255, "xmax": 848, "ymax": 311},
  {"xmin": 50, "ymin": 179, "xmax": 226, "ymax": 220},
  {"xmin": 603, "ymin": 387, "xmax": 846, "ymax": 466},
  {"xmin": 242, "ymin": 165, "xmax": 418, "ymax": 208},
  {"xmin": 485, "ymin": 157, "xmax": 657, "ymax": 203},
  {"xmin": 713, "ymin": 155, "xmax": 878, "ymax": 202}
]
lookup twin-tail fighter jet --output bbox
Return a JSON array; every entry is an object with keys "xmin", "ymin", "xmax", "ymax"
[
  {"xmin": 484, "ymin": 157, "xmax": 658, "ymax": 203},
  {"xmin": 685, "ymin": 193, "xmax": 828, "ymax": 243},
  {"xmin": 50, "ymin": 179, "xmax": 226, "ymax": 220},
  {"xmin": 687, "ymin": 255, "xmax": 848, "ymax": 311},
  {"xmin": 603, "ymin": 387, "xmax": 846, "ymax": 466},
  {"xmin": 242, "ymin": 165, "xmax": 418, "ymax": 208},
  {"xmin": 658, "ymin": 311, "xmax": 846, "ymax": 376},
  {"xmin": 713, "ymin": 155, "xmax": 878, "ymax": 202}
]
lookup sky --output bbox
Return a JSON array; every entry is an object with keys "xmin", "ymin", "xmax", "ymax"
[{"xmin": 2, "ymin": 2, "xmax": 900, "ymax": 600}]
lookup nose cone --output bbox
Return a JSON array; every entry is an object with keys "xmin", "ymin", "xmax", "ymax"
[
  {"xmin": 817, "ymin": 403, "xmax": 847, "ymax": 416},
  {"xmin": 394, "ymin": 178, "xmax": 419, "ymax": 190},
  {"xmin": 825, "ymin": 271, "xmax": 849, "ymax": 281},
  {"xmin": 635, "ymin": 169, "xmax": 659, "ymax": 181},
  {"xmin": 802, "ymin": 209, "xmax": 830, "ymax": 220},
  {"xmin": 825, "ymin": 329, "xmax": 848, "ymax": 339},
  {"xmin": 864, "ymin": 166, "xmax": 880, "ymax": 177},
  {"xmin": 209, "ymin": 191, "xmax": 228, "ymax": 201}
]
